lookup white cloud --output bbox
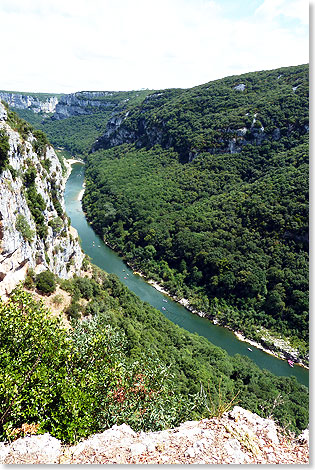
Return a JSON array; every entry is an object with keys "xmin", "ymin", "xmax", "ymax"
[
  {"xmin": 0, "ymin": 0, "xmax": 309, "ymax": 93},
  {"xmin": 255, "ymin": 0, "xmax": 309, "ymax": 25}
]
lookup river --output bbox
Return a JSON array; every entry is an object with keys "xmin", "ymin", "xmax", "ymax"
[{"xmin": 64, "ymin": 162, "xmax": 309, "ymax": 388}]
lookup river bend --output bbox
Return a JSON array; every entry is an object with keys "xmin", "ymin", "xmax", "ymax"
[{"xmin": 64, "ymin": 163, "xmax": 309, "ymax": 387}]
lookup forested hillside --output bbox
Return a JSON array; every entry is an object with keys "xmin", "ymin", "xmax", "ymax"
[
  {"xmin": 83, "ymin": 64, "xmax": 309, "ymax": 355},
  {"xmin": 13, "ymin": 89, "xmax": 152, "ymax": 157}
]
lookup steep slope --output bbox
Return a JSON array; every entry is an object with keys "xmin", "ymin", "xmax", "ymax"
[
  {"xmin": 0, "ymin": 272, "xmax": 309, "ymax": 445},
  {"xmin": 93, "ymin": 64, "xmax": 308, "ymax": 161},
  {"xmin": 0, "ymin": 91, "xmax": 60, "ymax": 114},
  {"xmin": 83, "ymin": 64, "xmax": 309, "ymax": 356},
  {"xmin": 0, "ymin": 102, "xmax": 83, "ymax": 297}
]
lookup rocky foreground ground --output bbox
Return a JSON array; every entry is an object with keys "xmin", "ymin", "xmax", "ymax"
[{"xmin": 0, "ymin": 407, "xmax": 309, "ymax": 464}]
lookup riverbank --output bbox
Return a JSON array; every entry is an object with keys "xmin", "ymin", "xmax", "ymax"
[
  {"xmin": 64, "ymin": 163, "xmax": 309, "ymax": 385},
  {"xmin": 132, "ymin": 268, "xmax": 308, "ymax": 370},
  {"xmin": 74, "ymin": 223, "xmax": 308, "ymax": 370},
  {"xmin": 63, "ymin": 157, "xmax": 84, "ymax": 185},
  {"xmin": 96, "ymin": 233, "xmax": 308, "ymax": 370},
  {"xmin": 78, "ymin": 182, "xmax": 86, "ymax": 201},
  {"xmin": 66, "ymin": 158, "xmax": 85, "ymax": 166}
]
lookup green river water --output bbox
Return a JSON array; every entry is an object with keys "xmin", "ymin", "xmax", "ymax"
[{"xmin": 65, "ymin": 163, "xmax": 309, "ymax": 388}]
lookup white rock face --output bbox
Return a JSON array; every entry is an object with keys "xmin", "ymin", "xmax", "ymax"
[
  {"xmin": 0, "ymin": 407, "xmax": 309, "ymax": 464},
  {"xmin": 234, "ymin": 83, "xmax": 246, "ymax": 91},
  {"xmin": 53, "ymin": 91, "xmax": 117, "ymax": 119},
  {"xmin": 0, "ymin": 102, "xmax": 83, "ymax": 298},
  {"xmin": 10, "ymin": 433, "xmax": 61, "ymax": 460},
  {"xmin": 229, "ymin": 406, "xmax": 279, "ymax": 444},
  {"xmin": 0, "ymin": 92, "xmax": 58, "ymax": 113}
]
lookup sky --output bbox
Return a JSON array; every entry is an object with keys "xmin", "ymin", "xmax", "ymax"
[{"xmin": 0, "ymin": 0, "xmax": 309, "ymax": 93}]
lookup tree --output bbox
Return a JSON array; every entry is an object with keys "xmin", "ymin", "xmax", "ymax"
[
  {"xmin": 0, "ymin": 129, "xmax": 9, "ymax": 171},
  {"xmin": 35, "ymin": 270, "xmax": 56, "ymax": 294}
]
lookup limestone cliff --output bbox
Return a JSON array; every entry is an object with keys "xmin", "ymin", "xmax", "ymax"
[
  {"xmin": 0, "ymin": 102, "xmax": 83, "ymax": 298},
  {"xmin": 0, "ymin": 90, "xmax": 145, "ymax": 121},
  {"xmin": 0, "ymin": 92, "xmax": 58, "ymax": 114},
  {"xmin": 92, "ymin": 64, "xmax": 309, "ymax": 162},
  {"xmin": 53, "ymin": 91, "xmax": 117, "ymax": 119}
]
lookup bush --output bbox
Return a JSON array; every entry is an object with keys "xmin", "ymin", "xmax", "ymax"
[
  {"xmin": 15, "ymin": 214, "xmax": 35, "ymax": 243},
  {"xmin": 35, "ymin": 270, "xmax": 56, "ymax": 294},
  {"xmin": 48, "ymin": 217, "xmax": 63, "ymax": 234},
  {"xmin": 82, "ymin": 255, "xmax": 90, "ymax": 271},
  {"xmin": 0, "ymin": 130, "xmax": 10, "ymax": 171},
  {"xmin": 32, "ymin": 129, "xmax": 50, "ymax": 156},
  {"xmin": 0, "ymin": 289, "xmax": 189, "ymax": 443},
  {"xmin": 24, "ymin": 268, "xmax": 36, "ymax": 289},
  {"xmin": 7, "ymin": 165, "xmax": 18, "ymax": 180},
  {"xmin": 52, "ymin": 294, "xmax": 64, "ymax": 306},
  {"xmin": 65, "ymin": 300, "xmax": 81, "ymax": 319}
]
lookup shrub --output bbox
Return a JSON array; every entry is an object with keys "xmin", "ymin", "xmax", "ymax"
[
  {"xmin": 24, "ymin": 268, "xmax": 36, "ymax": 289},
  {"xmin": 0, "ymin": 130, "xmax": 10, "ymax": 171},
  {"xmin": 15, "ymin": 214, "xmax": 35, "ymax": 243},
  {"xmin": 42, "ymin": 158, "xmax": 51, "ymax": 172},
  {"xmin": 35, "ymin": 270, "xmax": 56, "ymax": 294},
  {"xmin": 32, "ymin": 129, "xmax": 50, "ymax": 156},
  {"xmin": 52, "ymin": 196, "xmax": 63, "ymax": 217},
  {"xmin": 7, "ymin": 165, "xmax": 18, "ymax": 180},
  {"xmin": 82, "ymin": 255, "xmax": 90, "ymax": 271},
  {"xmin": 48, "ymin": 217, "xmax": 63, "ymax": 234},
  {"xmin": 52, "ymin": 294, "xmax": 64, "ymax": 306},
  {"xmin": 0, "ymin": 289, "xmax": 190, "ymax": 444},
  {"xmin": 65, "ymin": 300, "xmax": 81, "ymax": 319},
  {"xmin": 25, "ymin": 184, "xmax": 48, "ymax": 240}
]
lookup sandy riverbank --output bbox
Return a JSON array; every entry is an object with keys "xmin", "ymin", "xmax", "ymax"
[
  {"xmin": 66, "ymin": 158, "xmax": 84, "ymax": 166},
  {"xmin": 132, "ymin": 268, "xmax": 308, "ymax": 369},
  {"xmin": 78, "ymin": 183, "xmax": 86, "ymax": 201}
]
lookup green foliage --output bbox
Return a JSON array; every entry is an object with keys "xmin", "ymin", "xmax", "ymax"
[
  {"xmin": 4, "ymin": 106, "xmax": 53, "ymax": 172},
  {"xmin": 48, "ymin": 217, "xmax": 64, "ymax": 234},
  {"xmin": 35, "ymin": 270, "xmax": 56, "ymax": 294},
  {"xmin": 83, "ymin": 140, "xmax": 309, "ymax": 348},
  {"xmin": 52, "ymin": 294, "xmax": 64, "ymax": 306},
  {"xmin": 0, "ymin": 129, "xmax": 10, "ymax": 171},
  {"xmin": 0, "ymin": 289, "xmax": 190, "ymax": 443},
  {"xmin": 1, "ymin": 67, "xmax": 308, "ymax": 441},
  {"xmin": 13, "ymin": 89, "xmax": 153, "ymax": 157},
  {"xmin": 94, "ymin": 65, "xmax": 308, "ymax": 161},
  {"xmin": 15, "ymin": 214, "xmax": 35, "ymax": 243},
  {"xmin": 49, "ymin": 177, "xmax": 64, "ymax": 217},
  {"xmin": 198, "ymin": 378, "xmax": 240, "ymax": 418},
  {"xmin": 81, "ymin": 255, "xmax": 90, "ymax": 271},
  {"xmin": 7, "ymin": 165, "xmax": 18, "ymax": 179},
  {"xmin": 59, "ymin": 272, "xmax": 309, "ymax": 434},
  {"xmin": 32, "ymin": 129, "xmax": 50, "ymax": 157},
  {"xmin": 24, "ymin": 268, "xmax": 36, "ymax": 289},
  {"xmin": 0, "ymin": 273, "xmax": 309, "ymax": 444},
  {"xmin": 6, "ymin": 109, "xmax": 32, "ymax": 140},
  {"xmin": 23, "ymin": 166, "xmax": 48, "ymax": 240},
  {"xmin": 82, "ymin": 64, "xmax": 309, "ymax": 350}
]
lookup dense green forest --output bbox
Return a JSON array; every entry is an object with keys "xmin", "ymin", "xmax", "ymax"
[
  {"xmin": 0, "ymin": 267, "xmax": 309, "ymax": 444},
  {"xmin": 93, "ymin": 65, "xmax": 308, "ymax": 160},
  {"xmin": 83, "ymin": 64, "xmax": 309, "ymax": 356},
  {"xmin": 16, "ymin": 109, "xmax": 112, "ymax": 156},
  {"xmin": 14, "ymin": 89, "xmax": 153, "ymax": 157}
]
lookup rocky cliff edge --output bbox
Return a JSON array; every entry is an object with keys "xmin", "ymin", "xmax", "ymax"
[
  {"xmin": 0, "ymin": 407, "xmax": 309, "ymax": 464},
  {"xmin": 0, "ymin": 102, "xmax": 83, "ymax": 298}
]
